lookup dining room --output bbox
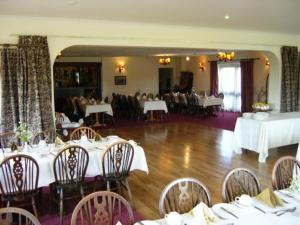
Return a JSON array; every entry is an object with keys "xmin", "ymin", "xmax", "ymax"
[{"xmin": 1, "ymin": 0, "xmax": 300, "ymax": 225}]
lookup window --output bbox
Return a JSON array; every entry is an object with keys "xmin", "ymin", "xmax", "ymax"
[{"xmin": 218, "ymin": 63, "xmax": 241, "ymax": 112}]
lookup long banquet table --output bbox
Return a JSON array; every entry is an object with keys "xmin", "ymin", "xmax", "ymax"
[
  {"xmin": 197, "ymin": 96, "xmax": 223, "ymax": 107},
  {"xmin": 0, "ymin": 136, "xmax": 148, "ymax": 188},
  {"xmin": 232, "ymin": 112, "xmax": 300, "ymax": 163},
  {"xmin": 135, "ymin": 190, "xmax": 300, "ymax": 225}
]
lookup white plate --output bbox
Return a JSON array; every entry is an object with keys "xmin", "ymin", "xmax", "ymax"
[
  {"xmin": 212, "ymin": 203, "xmax": 239, "ymax": 219},
  {"xmin": 107, "ymin": 135, "xmax": 119, "ymax": 139}
]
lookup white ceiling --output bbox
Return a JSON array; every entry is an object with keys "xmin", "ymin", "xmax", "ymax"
[
  {"xmin": 0, "ymin": 0, "xmax": 299, "ymax": 34},
  {"xmin": 62, "ymin": 45, "xmax": 219, "ymax": 57}
]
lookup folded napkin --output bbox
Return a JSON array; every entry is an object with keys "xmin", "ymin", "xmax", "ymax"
[
  {"xmin": 80, "ymin": 135, "xmax": 88, "ymax": 143},
  {"xmin": 189, "ymin": 202, "xmax": 218, "ymax": 225},
  {"xmin": 116, "ymin": 222, "xmax": 122, "ymax": 225},
  {"xmin": 155, "ymin": 97, "xmax": 159, "ymax": 101},
  {"xmin": 38, "ymin": 140, "xmax": 47, "ymax": 147},
  {"xmin": 101, "ymin": 100, "xmax": 105, "ymax": 104},
  {"xmin": 55, "ymin": 137, "xmax": 65, "ymax": 147},
  {"xmin": 256, "ymin": 188, "xmax": 283, "ymax": 208}
]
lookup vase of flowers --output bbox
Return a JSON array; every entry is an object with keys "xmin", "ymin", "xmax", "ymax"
[
  {"xmin": 15, "ymin": 122, "xmax": 32, "ymax": 152},
  {"xmin": 252, "ymin": 102, "xmax": 270, "ymax": 112}
]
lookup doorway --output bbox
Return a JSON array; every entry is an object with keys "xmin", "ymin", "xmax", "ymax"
[{"xmin": 159, "ymin": 68, "xmax": 172, "ymax": 95}]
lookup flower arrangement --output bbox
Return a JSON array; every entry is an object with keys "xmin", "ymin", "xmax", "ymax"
[
  {"xmin": 252, "ymin": 102, "xmax": 270, "ymax": 111},
  {"xmin": 289, "ymin": 177, "xmax": 300, "ymax": 193},
  {"xmin": 16, "ymin": 122, "xmax": 32, "ymax": 143}
]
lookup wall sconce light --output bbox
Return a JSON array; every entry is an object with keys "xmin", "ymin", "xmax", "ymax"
[
  {"xmin": 159, "ymin": 57, "xmax": 171, "ymax": 65},
  {"xmin": 185, "ymin": 56, "xmax": 190, "ymax": 61},
  {"xmin": 199, "ymin": 62, "xmax": 205, "ymax": 71},
  {"xmin": 265, "ymin": 58, "xmax": 270, "ymax": 67},
  {"xmin": 117, "ymin": 64, "xmax": 125, "ymax": 73}
]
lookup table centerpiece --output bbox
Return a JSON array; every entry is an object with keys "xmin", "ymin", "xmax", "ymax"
[{"xmin": 15, "ymin": 122, "xmax": 32, "ymax": 152}]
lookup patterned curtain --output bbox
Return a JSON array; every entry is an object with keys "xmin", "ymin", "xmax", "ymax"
[
  {"xmin": 0, "ymin": 48, "xmax": 20, "ymax": 131},
  {"xmin": 210, "ymin": 61, "xmax": 218, "ymax": 96},
  {"xmin": 280, "ymin": 46, "xmax": 299, "ymax": 112},
  {"xmin": 298, "ymin": 52, "xmax": 300, "ymax": 111},
  {"xmin": 17, "ymin": 36, "xmax": 54, "ymax": 134}
]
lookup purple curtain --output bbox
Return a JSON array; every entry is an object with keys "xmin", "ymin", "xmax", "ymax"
[
  {"xmin": 241, "ymin": 60, "xmax": 254, "ymax": 112},
  {"xmin": 210, "ymin": 61, "xmax": 218, "ymax": 96}
]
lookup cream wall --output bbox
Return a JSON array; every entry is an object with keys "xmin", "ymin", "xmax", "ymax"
[
  {"xmin": 1, "ymin": 15, "xmax": 300, "ymax": 112},
  {"xmin": 101, "ymin": 57, "xmax": 178, "ymax": 98}
]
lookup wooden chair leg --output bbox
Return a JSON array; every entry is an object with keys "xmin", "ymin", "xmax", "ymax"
[
  {"xmin": 106, "ymin": 180, "xmax": 110, "ymax": 191},
  {"xmin": 59, "ymin": 188, "xmax": 64, "ymax": 225},
  {"xmin": 80, "ymin": 185, "xmax": 85, "ymax": 198},
  {"xmin": 32, "ymin": 197, "xmax": 38, "ymax": 218}
]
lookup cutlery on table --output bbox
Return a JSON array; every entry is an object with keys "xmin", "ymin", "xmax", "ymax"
[
  {"xmin": 254, "ymin": 206, "xmax": 266, "ymax": 213},
  {"xmin": 211, "ymin": 208, "xmax": 227, "ymax": 220},
  {"xmin": 220, "ymin": 206, "xmax": 239, "ymax": 219},
  {"xmin": 276, "ymin": 207, "xmax": 296, "ymax": 216},
  {"xmin": 278, "ymin": 190, "xmax": 300, "ymax": 203}
]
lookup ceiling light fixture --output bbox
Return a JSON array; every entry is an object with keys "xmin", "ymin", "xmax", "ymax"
[
  {"xmin": 185, "ymin": 56, "xmax": 190, "ymax": 61},
  {"xmin": 217, "ymin": 51, "xmax": 235, "ymax": 62},
  {"xmin": 225, "ymin": 14, "xmax": 230, "ymax": 20},
  {"xmin": 159, "ymin": 57, "xmax": 171, "ymax": 65}
]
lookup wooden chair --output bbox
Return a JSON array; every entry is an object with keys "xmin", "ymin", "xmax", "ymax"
[
  {"xmin": 97, "ymin": 141, "xmax": 134, "ymax": 203},
  {"xmin": 0, "ymin": 154, "xmax": 39, "ymax": 217},
  {"xmin": 159, "ymin": 177, "xmax": 212, "ymax": 217},
  {"xmin": 32, "ymin": 128, "xmax": 56, "ymax": 145},
  {"xmin": 221, "ymin": 168, "xmax": 261, "ymax": 203},
  {"xmin": 51, "ymin": 145, "xmax": 89, "ymax": 225},
  {"xmin": 0, "ymin": 207, "xmax": 41, "ymax": 225},
  {"xmin": 272, "ymin": 156, "xmax": 300, "ymax": 190},
  {"xmin": 71, "ymin": 191, "xmax": 134, "ymax": 225},
  {"xmin": 0, "ymin": 131, "xmax": 17, "ymax": 149},
  {"xmin": 70, "ymin": 127, "xmax": 97, "ymax": 141}
]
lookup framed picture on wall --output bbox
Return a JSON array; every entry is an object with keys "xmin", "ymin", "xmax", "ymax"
[{"xmin": 115, "ymin": 76, "xmax": 126, "ymax": 85}]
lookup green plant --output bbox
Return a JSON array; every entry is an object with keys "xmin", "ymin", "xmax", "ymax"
[
  {"xmin": 289, "ymin": 177, "xmax": 300, "ymax": 193},
  {"xmin": 15, "ymin": 122, "xmax": 32, "ymax": 143}
]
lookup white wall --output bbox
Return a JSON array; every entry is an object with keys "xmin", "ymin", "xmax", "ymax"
[{"xmin": 1, "ymin": 15, "xmax": 300, "ymax": 111}]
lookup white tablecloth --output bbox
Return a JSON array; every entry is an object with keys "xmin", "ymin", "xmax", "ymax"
[
  {"xmin": 233, "ymin": 112, "xmax": 300, "ymax": 162},
  {"xmin": 0, "ymin": 137, "xmax": 148, "ymax": 188},
  {"xmin": 197, "ymin": 96, "xmax": 223, "ymax": 107},
  {"xmin": 141, "ymin": 100, "xmax": 168, "ymax": 114},
  {"xmin": 135, "ymin": 190, "xmax": 300, "ymax": 225},
  {"xmin": 85, "ymin": 104, "xmax": 113, "ymax": 117}
]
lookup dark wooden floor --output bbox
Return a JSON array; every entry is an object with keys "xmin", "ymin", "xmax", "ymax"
[{"xmin": 99, "ymin": 121, "xmax": 298, "ymax": 219}]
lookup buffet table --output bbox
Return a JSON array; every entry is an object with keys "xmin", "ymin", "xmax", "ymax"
[
  {"xmin": 233, "ymin": 112, "xmax": 300, "ymax": 163},
  {"xmin": 0, "ymin": 136, "xmax": 148, "ymax": 188}
]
